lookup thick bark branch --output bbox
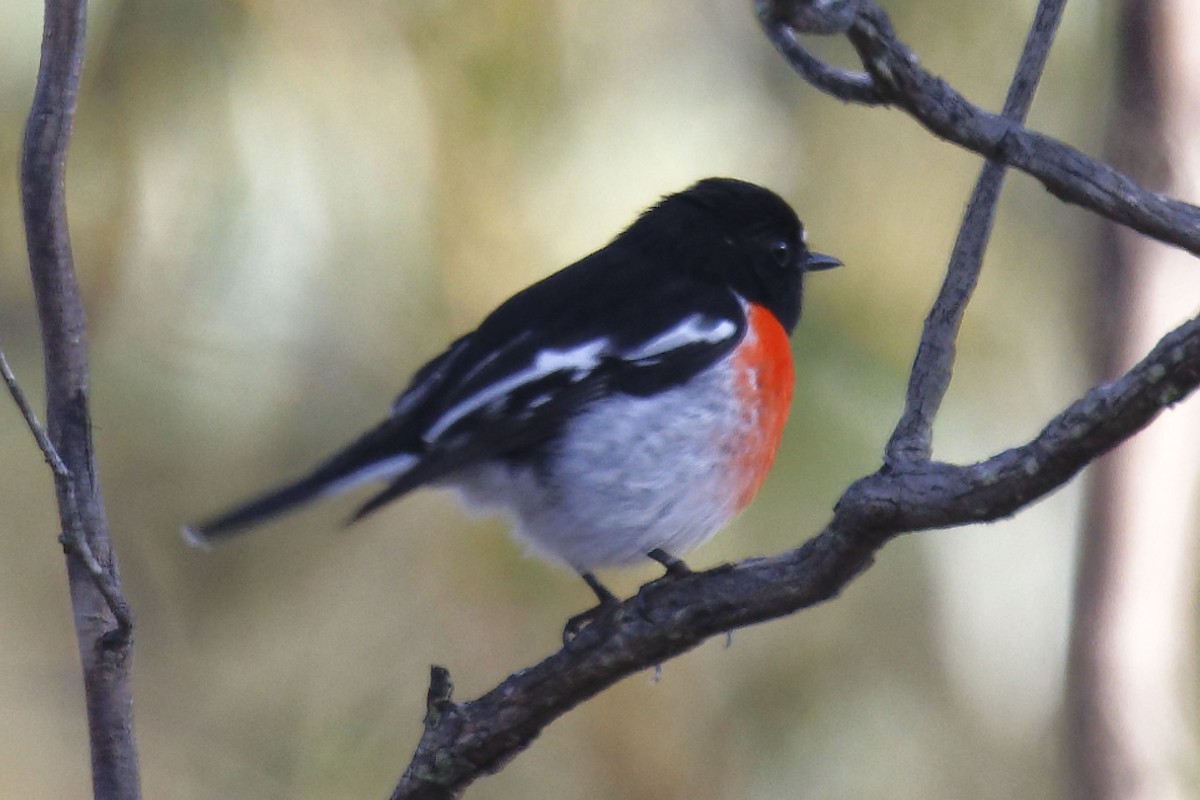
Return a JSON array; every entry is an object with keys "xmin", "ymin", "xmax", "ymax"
[{"xmin": 19, "ymin": 1, "xmax": 141, "ymax": 798}]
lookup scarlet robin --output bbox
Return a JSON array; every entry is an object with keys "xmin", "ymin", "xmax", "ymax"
[{"xmin": 186, "ymin": 177, "xmax": 841, "ymax": 639}]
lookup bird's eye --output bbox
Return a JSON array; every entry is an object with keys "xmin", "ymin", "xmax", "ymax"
[{"xmin": 770, "ymin": 239, "xmax": 791, "ymax": 266}]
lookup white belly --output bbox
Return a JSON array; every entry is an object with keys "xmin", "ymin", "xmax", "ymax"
[{"xmin": 447, "ymin": 363, "xmax": 745, "ymax": 571}]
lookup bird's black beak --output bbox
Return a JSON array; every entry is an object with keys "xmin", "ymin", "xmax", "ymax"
[{"xmin": 802, "ymin": 251, "xmax": 843, "ymax": 272}]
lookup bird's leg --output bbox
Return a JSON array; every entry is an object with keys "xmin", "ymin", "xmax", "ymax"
[
  {"xmin": 562, "ymin": 572, "xmax": 620, "ymax": 644},
  {"xmin": 581, "ymin": 571, "xmax": 619, "ymax": 604},
  {"xmin": 562, "ymin": 554, "xmax": 690, "ymax": 644},
  {"xmin": 647, "ymin": 548, "xmax": 691, "ymax": 579}
]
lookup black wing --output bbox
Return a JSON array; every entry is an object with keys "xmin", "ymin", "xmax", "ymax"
[
  {"xmin": 350, "ymin": 285, "xmax": 748, "ymax": 519},
  {"xmin": 187, "ymin": 245, "xmax": 749, "ymax": 539}
]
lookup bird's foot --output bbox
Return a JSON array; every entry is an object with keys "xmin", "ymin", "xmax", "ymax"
[
  {"xmin": 562, "ymin": 599, "xmax": 619, "ymax": 645},
  {"xmin": 562, "ymin": 572, "xmax": 621, "ymax": 646}
]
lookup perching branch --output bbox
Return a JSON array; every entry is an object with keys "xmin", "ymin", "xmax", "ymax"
[
  {"xmin": 18, "ymin": 0, "xmax": 141, "ymax": 798},
  {"xmin": 390, "ymin": 3, "xmax": 1200, "ymax": 796}
]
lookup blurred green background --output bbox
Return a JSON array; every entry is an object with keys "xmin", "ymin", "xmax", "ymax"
[{"xmin": 0, "ymin": 1, "xmax": 1115, "ymax": 798}]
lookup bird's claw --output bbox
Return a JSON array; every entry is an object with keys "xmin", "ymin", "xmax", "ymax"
[{"xmin": 562, "ymin": 597, "xmax": 620, "ymax": 646}]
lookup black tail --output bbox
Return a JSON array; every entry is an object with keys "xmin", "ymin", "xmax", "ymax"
[{"xmin": 184, "ymin": 418, "xmax": 420, "ymax": 545}]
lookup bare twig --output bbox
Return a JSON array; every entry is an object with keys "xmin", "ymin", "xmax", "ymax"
[
  {"xmin": 758, "ymin": 0, "xmax": 1200, "ymax": 257},
  {"xmin": 0, "ymin": 345, "xmax": 68, "ymax": 477},
  {"xmin": 2, "ymin": 342, "xmax": 133, "ymax": 631},
  {"xmin": 756, "ymin": 16, "xmax": 883, "ymax": 103},
  {"xmin": 3, "ymin": 344, "xmax": 136, "ymax": 632},
  {"xmin": 2, "ymin": 342, "xmax": 134, "ymax": 632},
  {"xmin": 58, "ymin": 523, "xmax": 135, "ymax": 637},
  {"xmin": 886, "ymin": 0, "xmax": 1068, "ymax": 463},
  {"xmin": 19, "ymin": 0, "xmax": 141, "ymax": 797}
]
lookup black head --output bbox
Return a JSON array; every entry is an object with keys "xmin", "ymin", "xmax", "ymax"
[{"xmin": 627, "ymin": 177, "xmax": 840, "ymax": 332}]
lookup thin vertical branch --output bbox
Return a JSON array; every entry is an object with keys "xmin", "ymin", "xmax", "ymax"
[
  {"xmin": 884, "ymin": 0, "xmax": 1069, "ymax": 464},
  {"xmin": 20, "ymin": 0, "xmax": 141, "ymax": 798}
]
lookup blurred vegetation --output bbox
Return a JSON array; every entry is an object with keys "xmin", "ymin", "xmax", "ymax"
[{"xmin": 0, "ymin": 1, "xmax": 1122, "ymax": 798}]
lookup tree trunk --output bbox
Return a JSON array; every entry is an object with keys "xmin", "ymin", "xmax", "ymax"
[{"xmin": 1069, "ymin": 3, "xmax": 1200, "ymax": 798}]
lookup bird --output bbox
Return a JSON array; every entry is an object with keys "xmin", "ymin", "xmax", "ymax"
[{"xmin": 185, "ymin": 177, "xmax": 841, "ymax": 640}]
